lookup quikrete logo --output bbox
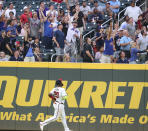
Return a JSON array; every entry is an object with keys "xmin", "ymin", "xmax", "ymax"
[{"xmin": 0, "ymin": 76, "xmax": 148, "ymax": 109}]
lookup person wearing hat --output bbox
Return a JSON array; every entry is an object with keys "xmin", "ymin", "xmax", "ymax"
[
  {"xmin": 23, "ymin": 36, "xmax": 35, "ymax": 62},
  {"xmin": 5, "ymin": 2, "xmax": 16, "ymax": 19},
  {"xmin": 40, "ymin": 79, "xmax": 71, "ymax": 131},
  {"xmin": 20, "ymin": 6, "xmax": 32, "ymax": 25},
  {"xmin": 129, "ymin": 40, "xmax": 148, "ymax": 64},
  {"xmin": 124, "ymin": 0, "xmax": 142, "ymax": 22},
  {"xmin": 66, "ymin": 20, "xmax": 80, "ymax": 62},
  {"xmin": 103, "ymin": 2, "xmax": 112, "ymax": 16},
  {"xmin": 114, "ymin": 28, "xmax": 124, "ymax": 51},
  {"xmin": 53, "ymin": 23, "xmax": 69, "ymax": 62}
]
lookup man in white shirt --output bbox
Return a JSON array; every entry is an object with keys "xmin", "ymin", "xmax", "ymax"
[
  {"xmin": 124, "ymin": 1, "xmax": 142, "ymax": 22},
  {"xmin": 65, "ymin": 21, "xmax": 80, "ymax": 62},
  {"xmin": 46, "ymin": 4, "xmax": 58, "ymax": 21},
  {"xmin": 137, "ymin": 30, "xmax": 148, "ymax": 63},
  {"xmin": 5, "ymin": 2, "xmax": 16, "ymax": 19},
  {"xmin": 80, "ymin": 0, "xmax": 91, "ymax": 16},
  {"xmin": 138, "ymin": 31, "xmax": 148, "ymax": 50},
  {"xmin": 0, "ymin": 1, "xmax": 4, "ymax": 17}
]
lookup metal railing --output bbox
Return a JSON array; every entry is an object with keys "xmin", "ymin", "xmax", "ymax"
[
  {"xmin": 82, "ymin": 29, "xmax": 96, "ymax": 42},
  {"xmin": 51, "ymin": 53, "xmax": 64, "ymax": 62},
  {"xmin": 83, "ymin": 18, "xmax": 113, "ymax": 42},
  {"xmin": 139, "ymin": 2, "xmax": 147, "ymax": 10},
  {"xmin": 118, "ymin": 8, "xmax": 127, "ymax": 25},
  {"xmin": 50, "ymin": 53, "xmax": 79, "ymax": 62},
  {"xmin": 101, "ymin": 18, "xmax": 113, "ymax": 27}
]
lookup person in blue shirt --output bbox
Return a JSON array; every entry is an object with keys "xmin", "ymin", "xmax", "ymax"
[
  {"xmin": 7, "ymin": 19, "xmax": 17, "ymax": 44},
  {"xmin": 36, "ymin": 1, "xmax": 48, "ymax": 19},
  {"xmin": 98, "ymin": 0, "xmax": 108, "ymax": 8},
  {"xmin": 0, "ymin": 20, "xmax": 5, "ymax": 32},
  {"xmin": 40, "ymin": 9, "xmax": 53, "ymax": 49},
  {"xmin": 9, "ymin": 50, "xmax": 23, "ymax": 61},
  {"xmin": 24, "ymin": 36, "xmax": 35, "ymax": 62},
  {"xmin": 119, "ymin": 30, "xmax": 132, "ymax": 59},
  {"xmin": 109, "ymin": 0, "xmax": 120, "ymax": 19},
  {"xmin": 89, "ymin": 8, "xmax": 104, "ymax": 23},
  {"xmin": 129, "ymin": 42, "xmax": 148, "ymax": 64},
  {"xmin": 117, "ymin": 51, "xmax": 129, "ymax": 63},
  {"xmin": 100, "ymin": 22, "xmax": 118, "ymax": 63},
  {"xmin": 53, "ymin": 23, "xmax": 69, "ymax": 62},
  {"xmin": 0, "ymin": 7, "xmax": 7, "ymax": 32}
]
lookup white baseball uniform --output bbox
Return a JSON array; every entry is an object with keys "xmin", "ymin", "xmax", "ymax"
[{"xmin": 40, "ymin": 87, "xmax": 70, "ymax": 131}]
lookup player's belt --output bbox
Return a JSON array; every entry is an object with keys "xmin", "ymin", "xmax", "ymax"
[{"xmin": 56, "ymin": 101, "xmax": 64, "ymax": 104}]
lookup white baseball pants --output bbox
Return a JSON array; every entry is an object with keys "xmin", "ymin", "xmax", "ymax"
[{"xmin": 41, "ymin": 102, "xmax": 70, "ymax": 131}]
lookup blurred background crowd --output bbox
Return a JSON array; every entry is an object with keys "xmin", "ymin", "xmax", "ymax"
[{"xmin": 0, "ymin": 0, "xmax": 147, "ymax": 64}]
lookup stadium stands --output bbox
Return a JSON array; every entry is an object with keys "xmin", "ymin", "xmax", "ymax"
[{"xmin": 0, "ymin": 0, "xmax": 147, "ymax": 63}]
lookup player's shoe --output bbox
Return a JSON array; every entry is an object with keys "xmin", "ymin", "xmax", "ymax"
[{"xmin": 40, "ymin": 122, "xmax": 44, "ymax": 131}]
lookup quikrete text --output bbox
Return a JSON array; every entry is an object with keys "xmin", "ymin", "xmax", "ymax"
[{"xmin": 0, "ymin": 76, "xmax": 148, "ymax": 109}]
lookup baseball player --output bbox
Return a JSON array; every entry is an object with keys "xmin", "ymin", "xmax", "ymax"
[{"xmin": 40, "ymin": 79, "xmax": 71, "ymax": 131}]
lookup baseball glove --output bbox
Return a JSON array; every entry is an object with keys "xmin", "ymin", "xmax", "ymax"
[{"xmin": 48, "ymin": 93, "xmax": 56, "ymax": 102}]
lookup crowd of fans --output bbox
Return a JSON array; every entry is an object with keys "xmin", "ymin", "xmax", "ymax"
[{"xmin": 0, "ymin": 0, "xmax": 147, "ymax": 64}]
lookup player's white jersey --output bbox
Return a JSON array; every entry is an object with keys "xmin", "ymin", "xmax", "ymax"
[{"xmin": 50, "ymin": 87, "xmax": 67, "ymax": 104}]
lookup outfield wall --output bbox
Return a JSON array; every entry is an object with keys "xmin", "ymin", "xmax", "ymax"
[{"xmin": 0, "ymin": 62, "xmax": 148, "ymax": 131}]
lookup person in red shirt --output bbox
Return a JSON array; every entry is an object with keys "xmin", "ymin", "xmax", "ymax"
[
  {"xmin": 137, "ymin": 15, "xmax": 143, "ymax": 30},
  {"xmin": 20, "ymin": 6, "xmax": 32, "ymax": 25}
]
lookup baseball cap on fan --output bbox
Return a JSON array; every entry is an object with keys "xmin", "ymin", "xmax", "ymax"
[
  {"xmin": 23, "ymin": 6, "xmax": 28, "ymax": 10},
  {"xmin": 82, "ymin": 0, "xmax": 86, "ymax": 3},
  {"xmin": 72, "ymin": 20, "xmax": 77, "ymax": 24},
  {"xmin": 57, "ymin": 22, "xmax": 62, "ymax": 27},
  {"xmin": 118, "ymin": 28, "xmax": 124, "ymax": 31}
]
